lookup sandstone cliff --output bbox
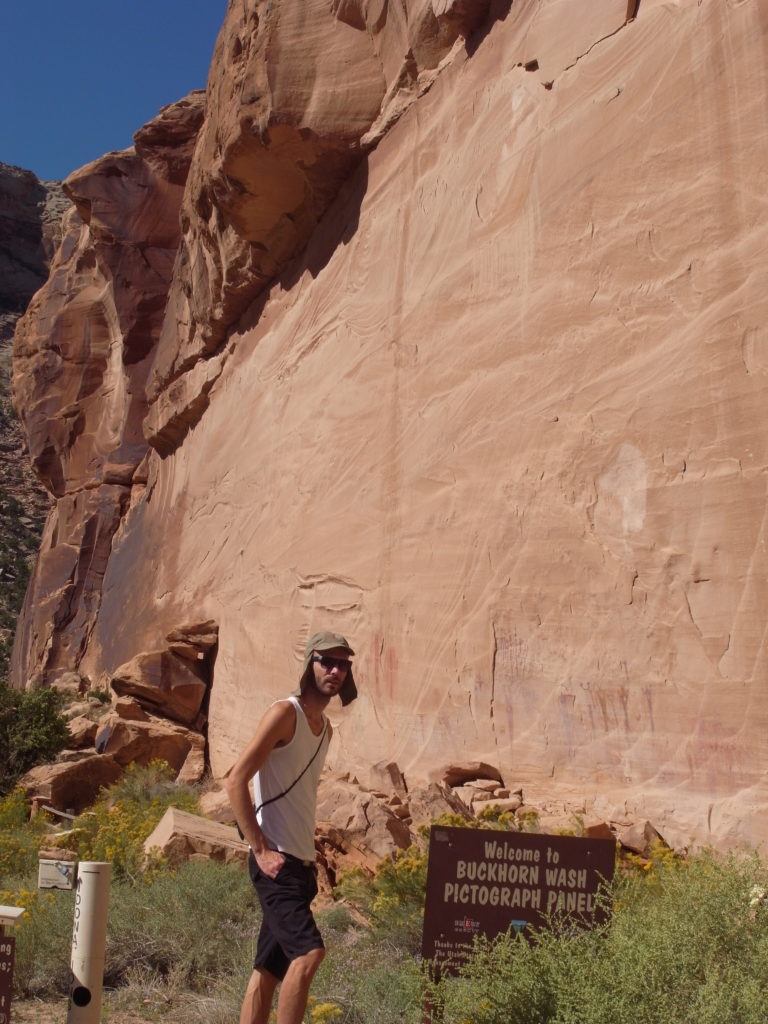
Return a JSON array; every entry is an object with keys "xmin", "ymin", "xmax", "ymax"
[
  {"xmin": 12, "ymin": 0, "xmax": 768, "ymax": 853},
  {"xmin": 0, "ymin": 162, "xmax": 69, "ymax": 324},
  {"xmin": 0, "ymin": 163, "xmax": 66, "ymax": 676}
]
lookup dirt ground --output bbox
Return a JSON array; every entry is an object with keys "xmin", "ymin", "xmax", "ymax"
[{"xmin": 11, "ymin": 998, "xmax": 156, "ymax": 1024}]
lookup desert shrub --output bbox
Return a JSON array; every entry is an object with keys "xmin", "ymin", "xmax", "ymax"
[
  {"xmin": 436, "ymin": 930, "xmax": 554, "ymax": 1024},
  {"xmin": 336, "ymin": 811, "xmax": 517, "ymax": 953},
  {"xmin": 0, "ymin": 681, "xmax": 69, "ymax": 794},
  {"xmin": 103, "ymin": 859, "xmax": 259, "ymax": 988},
  {"xmin": 436, "ymin": 848, "xmax": 768, "ymax": 1024},
  {"xmin": 86, "ymin": 686, "xmax": 111, "ymax": 704},
  {"xmin": 312, "ymin": 907, "xmax": 423, "ymax": 1024},
  {"xmin": 336, "ymin": 845, "xmax": 428, "ymax": 953},
  {"xmin": 9, "ymin": 858, "xmax": 260, "ymax": 1000},
  {"xmin": 8, "ymin": 804, "xmax": 768, "ymax": 1024},
  {"xmin": 103, "ymin": 759, "xmax": 191, "ymax": 806},
  {"xmin": 0, "ymin": 788, "xmax": 53, "ymax": 876},
  {"xmin": 5, "ymin": 882, "xmax": 75, "ymax": 997},
  {"xmin": 474, "ymin": 804, "xmax": 518, "ymax": 830},
  {"xmin": 516, "ymin": 807, "xmax": 541, "ymax": 832},
  {"xmin": 55, "ymin": 760, "xmax": 199, "ymax": 881},
  {"xmin": 0, "ymin": 785, "xmax": 28, "ymax": 830}
]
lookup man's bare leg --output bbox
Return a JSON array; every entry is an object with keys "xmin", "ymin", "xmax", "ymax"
[
  {"xmin": 240, "ymin": 967, "xmax": 278, "ymax": 1024},
  {"xmin": 275, "ymin": 948, "xmax": 325, "ymax": 1024}
]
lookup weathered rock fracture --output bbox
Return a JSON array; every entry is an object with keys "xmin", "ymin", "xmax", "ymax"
[{"xmin": 11, "ymin": 0, "xmax": 768, "ymax": 853}]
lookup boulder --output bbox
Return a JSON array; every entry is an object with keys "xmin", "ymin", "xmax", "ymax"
[
  {"xmin": 19, "ymin": 754, "xmax": 122, "ymax": 814},
  {"xmin": 582, "ymin": 818, "xmax": 615, "ymax": 842},
  {"xmin": 66, "ymin": 715, "xmax": 98, "ymax": 749},
  {"xmin": 316, "ymin": 776, "xmax": 412, "ymax": 859},
  {"xmin": 367, "ymin": 760, "xmax": 407, "ymax": 797},
  {"xmin": 38, "ymin": 846, "xmax": 77, "ymax": 862},
  {"xmin": 315, "ymin": 823, "xmax": 383, "ymax": 900},
  {"xmin": 406, "ymin": 783, "xmax": 472, "ymax": 829},
  {"xmin": 437, "ymin": 763, "xmax": 504, "ymax": 788},
  {"xmin": 484, "ymin": 796, "xmax": 523, "ymax": 814},
  {"xmin": 53, "ymin": 749, "xmax": 97, "ymax": 764},
  {"xmin": 113, "ymin": 696, "xmax": 151, "ymax": 721},
  {"xmin": 165, "ymin": 620, "xmax": 219, "ymax": 663},
  {"xmin": 198, "ymin": 787, "xmax": 236, "ymax": 824},
  {"xmin": 111, "ymin": 650, "xmax": 208, "ymax": 725},
  {"xmin": 453, "ymin": 785, "xmax": 478, "ymax": 810},
  {"xmin": 94, "ymin": 711, "xmax": 201, "ymax": 773},
  {"xmin": 143, "ymin": 806, "xmax": 248, "ymax": 867},
  {"xmin": 467, "ymin": 779, "xmax": 503, "ymax": 793},
  {"xmin": 617, "ymin": 820, "xmax": 667, "ymax": 858},
  {"xmin": 176, "ymin": 733, "xmax": 207, "ymax": 785}
]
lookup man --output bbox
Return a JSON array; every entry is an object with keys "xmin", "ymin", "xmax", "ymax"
[{"xmin": 225, "ymin": 630, "xmax": 358, "ymax": 1024}]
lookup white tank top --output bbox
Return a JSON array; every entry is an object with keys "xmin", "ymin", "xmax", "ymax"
[{"xmin": 252, "ymin": 697, "xmax": 329, "ymax": 862}]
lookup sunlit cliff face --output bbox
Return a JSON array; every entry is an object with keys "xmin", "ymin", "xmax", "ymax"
[{"xmin": 12, "ymin": 0, "xmax": 768, "ymax": 854}]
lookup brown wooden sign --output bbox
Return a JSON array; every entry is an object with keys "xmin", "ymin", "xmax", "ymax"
[
  {"xmin": 421, "ymin": 826, "xmax": 615, "ymax": 972},
  {"xmin": 0, "ymin": 936, "xmax": 14, "ymax": 1024}
]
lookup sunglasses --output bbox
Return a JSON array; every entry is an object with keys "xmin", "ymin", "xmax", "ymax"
[{"xmin": 313, "ymin": 654, "xmax": 351, "ymax": 672}]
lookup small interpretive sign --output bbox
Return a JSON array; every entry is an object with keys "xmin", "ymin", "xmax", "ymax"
[
  {"xmin": 421, "ymin": 826, "xmax": 615, "ymax": 972},
  {"xmin": 0, "ymin": 936, "xmax": 15, "ymax": 1024}
]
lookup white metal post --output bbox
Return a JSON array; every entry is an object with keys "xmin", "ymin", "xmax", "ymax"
[{"xmin": 67, "ymin": 862, "xmax": 112, "ymax": 1024}]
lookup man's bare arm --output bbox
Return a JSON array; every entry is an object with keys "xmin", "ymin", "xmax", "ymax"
[{"xmin": 224, "ymin": 700, "xmax": 296, "ymax": 879}]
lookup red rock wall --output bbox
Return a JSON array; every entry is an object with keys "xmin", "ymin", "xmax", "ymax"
[
  {"xmin": 13, "ymin": 0, "xmax": 768, "ymax": 852},
  {"xmin": 11, "ymin": 94, "xmax": 205, "ymax": 683}
]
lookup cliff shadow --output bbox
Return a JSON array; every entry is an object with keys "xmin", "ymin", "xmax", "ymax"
[
  {"xmin": 466, "ymin": 0, "xmax": 514, "ymax": 58},
  {"xmin": 303, "ymin": 153, "xmax": 369, "ymax": 283},
  {"xmin": 238, "ymin": 154, "xmax": 369, "ymax": 335},
  {"xmin": 236, "ymin": 0, "xmax": 515, "ymax": 334}
]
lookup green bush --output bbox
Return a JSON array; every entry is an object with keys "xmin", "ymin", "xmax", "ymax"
[
  {"xmin": 8, "ymin": 882, "xmax": 75, "ymax": 998},
  {"xmin": 336, "ymin": 812, "xmax": 516, "ymax": 953},
  {"xmin": 0, "ymin": 788, "xmax": 53, "ymax": 877},
  {"xmin": 103, "ymin": 859, "xmax": 259, "ymax": 989},
  {"xmin": 56, "ymin": 760, "xmax": 200, "ymax": 881},
  {"xmin": 6, "ymin": 800, "xmax": 768, "ymax": 1024},
  {"xmin": 436, "ymin": 849, "xmax": 768, "ymax": 1024},
  {"xmin": 7, "ymin": 859, "xmax": 260, "ymax": 1001},
  {"xmin": 0, "ymin": 785, "xmax": 30, "ymax": 830},
  {"xmin": 336, "ymin": 846, "xmax": 428, "ymax": 953},
  {"xmin": 312, "ymin": 913, "xmax": 423, "ymax": 1024},
  {"xmin": 0, "ymin": 683, "xmax": 69, "ymax": 795}
]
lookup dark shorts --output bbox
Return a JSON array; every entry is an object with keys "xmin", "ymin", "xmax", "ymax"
[{"xmin": 248, "ymin": 850, "xmax": 324, "ymax": 981}]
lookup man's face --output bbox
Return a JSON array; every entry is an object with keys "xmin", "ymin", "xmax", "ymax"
[{"xmin": 311, "ymin": 646, "xmax": 351, "ymax": 699}]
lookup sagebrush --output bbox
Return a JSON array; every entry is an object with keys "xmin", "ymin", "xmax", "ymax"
[{"xmin": 4, "ymin": 773, "xmax": 768, "ymax": 1024}]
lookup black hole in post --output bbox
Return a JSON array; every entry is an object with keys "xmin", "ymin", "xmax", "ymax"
[{"xmin": 72, "ymin": 986, "xmax": 92, "ymax": 1006}]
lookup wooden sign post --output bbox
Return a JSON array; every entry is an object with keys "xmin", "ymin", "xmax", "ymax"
[{"xmin": 0, "ymin": 907, "xmax": 25, "ymax": 1024}]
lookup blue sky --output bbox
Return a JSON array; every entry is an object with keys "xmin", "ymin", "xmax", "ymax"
[{"xmin": 1, "ymin": 1, "xmax": 227, "ymax": 181}]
